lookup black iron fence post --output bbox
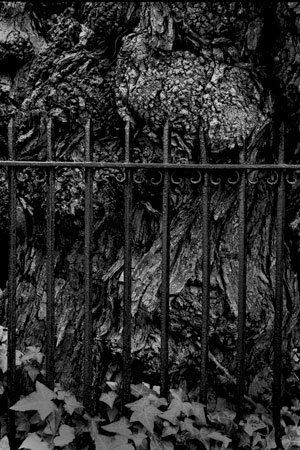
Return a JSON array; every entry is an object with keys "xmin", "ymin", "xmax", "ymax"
[
  {"xmin": 161, "ymin": 120, "xmax": 170, "ymax": 399},
  {"xmin": 7, "ymin": 118, "xmax": 17, "ymax": 446},
  {"xmin": 123, "ymin": 118, "xmax": 132, "ymax": 406},
  {"xmin": 273, "ymin": 122, "xmax": 285, "ymax": 446},
  {"xmin": 199, "ymin": 126, "xmax": 210, "ymax": 404},
  {"xmin": 46, "ymin": 119, "xmax": 55, "ymax": 390},
  {"xmin": 236, "ymin": 144, "xmax": 247, "ymax": 420},
  {"xmin": 83, "ymin": 118, "xmax": 94, "ymax": 407}
]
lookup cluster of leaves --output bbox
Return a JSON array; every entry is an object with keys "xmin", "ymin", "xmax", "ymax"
[
  {"xmin": 0, "ymin": 326, "xmax": 44, "ymax": 397},
  {"xmin": 1, "ymin": 324, "xmax": 300, "ymax": 450},
  {"xmin": 0, "ymin": 378, "xmax": 298, "ymax": 450}
]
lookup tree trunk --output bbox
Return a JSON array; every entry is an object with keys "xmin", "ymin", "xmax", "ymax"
[{"xmin": 1, "ymin": 1, "xmax": 300, "ymax": 409}]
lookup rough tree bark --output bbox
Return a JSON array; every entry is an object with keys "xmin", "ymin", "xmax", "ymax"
[{"xmin": 1, "ymin": 2, "xmax": 300, "ymax": 410}]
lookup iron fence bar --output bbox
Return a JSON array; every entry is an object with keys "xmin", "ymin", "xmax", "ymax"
[
  {"xmin": 0, "ymin": 161, "xmax": 300, "ymax": 170},
  {"xmin": 273, "ymin": 122, "xmax": 285, "ymax": 444},
  {"xmin": 46, "ymin": 119, "xmax": 55, "ymax": 390},
  {"xmin": 199, "ymin": 126, "xmax": 210, "ymax": 403},
  {"xmin": 236, "ymin": 145, "xmax": 247, "ymax": 420},
  {"xmin": 8, "ymin": 118, "xmax": 17, "ymax": 444},
  {"xmin": 161, "ymin": 120, "xmax": 170, "ymax": 399},
  {"xmin": 83, "ymin": 119, "xmax": 93, "ymax": 407},
  {"xmin": 123, "ymin": 119, "xmax": 132, "ymax": 406}
]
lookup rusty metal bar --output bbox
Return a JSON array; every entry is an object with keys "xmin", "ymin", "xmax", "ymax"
[
  {"xmin": 0, "ymin": 161, "xmax": 300, "ymax": 170},
  {"xmin": 46, "ymin": 119, "xmax": 55, "ymax": 390},
  {"xmin": 7, "ymin": 118, "xmax": 17, "ymax": 443},
  {"xmin": 236, "ymin": 145, "xmax": 247, "ymax": 420},
  {"xmin": 123, "ymin": 119, "xmax": 132, "ymax": 405},
  {"xmin": 161, "ymin": 120, "xmax": 170, "ymax": 399},
  {"xmin": 199, "ymin": 126, "xmax": 210, "ymax": 403},
  {"xmin": 273, "ymin": 122, "xmax": 285, "ymax": 442},
  {"xmin": 83, "ymin": 119, "xmax": 93, "ymax": 407}
]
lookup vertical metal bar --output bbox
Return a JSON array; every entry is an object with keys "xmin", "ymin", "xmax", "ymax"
[
  {"xmin": 8, "ymin": 118, "xmax": 17, "ymax": 443},
  {"xmin": 83, "ymin": 119, "xmax": 93, "ymax": 407},
  {"xmin": 46, "ymin": 119, "xmax": 55, "ymax": 390},
  {"xmin": 123, "ymin": 119, "xmax": 132, "ymax": 405},
  {"xmin": 199, "ymin": 126, "xmax": 210, "ymax": 404},
  {"xmin": 161, "ymin": 120, "xmax": 170, "ymax": 399},
  {"xmin": 236, "ymin": 145, "xmax": 247, "ymax": 420},
  {"xmin": 273, "ymin": 122, "xmax": 285, "ymax": 442}
]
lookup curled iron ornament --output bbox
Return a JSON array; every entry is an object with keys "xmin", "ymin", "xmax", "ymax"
[
  {"xmin": 0, "ymin": 167, "xmax": 8, "ymax": 183},
  {"xmin": 16, "ymin": 169, "xmax": 30, "ymax": 183},
  {"xmin": 227, "ymin": 170, "xmax": 240, "ymax": 185},
  {"xmin": 33, "ymin": 168, "xmax": 47, "ymax": 183},
  {"xmin": 93, "ymin": 168, "xmax": 110, "ymax": 183},
  {"xmin": 150, "ymin": 170, "xmax": 163, "ymax": 185},
  {"xmin": 133, "ymin": 170, "xmax": 146, "ymax": 185},
  {"xmin": 110, "ymin": 168, "xmax": 126, "ymax": 183},
  {"xmin": 170, "ymin": 171, "xmax": 183, "ymax": 185},
  {"xmin": 210, "ymin": 172, "xmax": 222, "ymax": 185},
  {"xmin": 286, "ymin": 171, "xmax": 300, "ymax": 185},
  {"xmin": 73, "ymin": 167, "xmax": 84, "ymax": 182},
  {"xmin": 247, "ymin": 170, "xmax": 259, "ymax": 185},
  {"xmin": 55, "ymin": 167, "xmax": 68, "ymax": 183},
  {"xmin": 266, "ymin": 170, "xmax": 279, "ymax": 185},
  {"xmin": 190, "ymin": 170, "xmax": 202, "ymax": 185}
]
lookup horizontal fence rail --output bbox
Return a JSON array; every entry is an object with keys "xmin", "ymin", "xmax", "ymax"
[{"xmin": 3, "ymin": 117, "xmax": 294, "ymax": 445}]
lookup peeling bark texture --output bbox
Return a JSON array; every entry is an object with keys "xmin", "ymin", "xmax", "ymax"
[{"xmin": 1, "ymin": 2, "xmax": 300, "ymax": 408}]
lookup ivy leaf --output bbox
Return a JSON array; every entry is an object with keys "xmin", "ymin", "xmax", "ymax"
[
  {"xmin": 131, "ymin": 383, "xmax": 155, "ymax": 398},
  {"xmin": 162, "ymin": 423, "xmax": 179, "ymax": 438},
  {"xmin": 19, "ymin": 433, "xmax": 50, "ymax": 450},
  {"xmin": 190, "ymin": 402, "xmax": 208, "ymax": 426},
  {"xmin": 148, "ymin": 394, "xmax": 168, "ymax": 408},
  {"xmin": 150, "ymin": 435, "xmax": 174, "ymax": 450},
  {"xmin": 107, "ymin": 381, "xmax": 119, "ymax": 391},
  {"xmin": 53, "ymin": 424, "xmax": 75, "ymax": 447},
  {"xmin": 207, "ymin": 431, "xmax": 232, "ymax": 448},
  {"xmin": 100, "ymin": 391, "xmax": 118, "ymax": 409},
  {"xmin": 63, "ymin": 393, "xmax": 84, "ymax": 414},
  {"xmin": 0, "ymin": 435, "xmax": 10, "ymax": 450},
  {"xmin": 23, "ymin": 363, "xmax": 40, "ymax": 382},
  {"xmin": 43, "ymin": 409, "xmax": 62, "ymax": 435},
  {"xmin": 108, "ymin": 435, "xmax": 134, "ymax": 450},
  {"xmin": 198, "ymin": 428, "xmax": 214, "ymax": 450},
  {"xmin": 21, "ymin": 346, "xmax": 44, "ymax": 365},
  {"xmin": 130, "ymin": 405, "xmax": 161, "ymax": 433},
  {"xmin": 10, "ymin": 381, "xmax": 57, "ymax": 420},
  {"xmin": 169, "ymin": 388, "xmax": 183, "ymax": 402},
  {"xmin": 244, "ymin": 414, "xmax": 267, "ymax": 436},
  {"xmin": 252, "ymin": 432, "xmax": 265, "ymax": 448},
  {"xmin": 101, "ymin": 418, "xmax": 132, "ymax": 436},
  {"xmin": 0, "ymin": 345, "xmax": 7, "ymax": 373},
  {"xmin": 158, "ymin": 407, "xmax": 179, "ymax": 426},
  {"xmin": 88, "ymin": 416, "xmax": 115, "ymax": 450},
  {"xmin": 16, "ymin": 412, "xmax": 30, "ymax": 433},
  {"xmin": 180, "ymin": 418, "xmax": 200, "ymax": 438},
  {"xmin": 0, "ymin": 326, "xmax": 7, "ymax": 343},
  {"xmin": 126, "ymin": 396, "xmax": 150, "ymax": 411},
  {"xmin": 282, "ymin": 434, "xmax": 300, "ymax": 450},
  {"xmin": 16, "ymin": 350, "xmax": 23, "ymax": 366},
  {"xmin": 130, "ymin": 432, "xmax": 148, "ymax": 448},
  {"xmin": 107, "ymin": 406, "xmax": 119, "ymax": 423}
]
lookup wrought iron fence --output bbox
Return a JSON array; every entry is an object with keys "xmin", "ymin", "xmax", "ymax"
[{"xmin": 2, "ymin": 117, "xmax": 296, "ymax": 443}]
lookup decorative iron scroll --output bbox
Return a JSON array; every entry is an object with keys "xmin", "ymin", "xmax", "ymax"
[
  {"xmin": 150, "ymin": 170, "xmax": 163, "ymax": 186},
  {"xmin": 286, "ymin": 170, "xmax": 300, "ymax": 185},
  {"xmin": 190, "ymin": 170, "xmax": 202, "ymax": 185},
  {"xmin": 227, "ymin": 170, "xmax": 240, "ymax": 185},
  {"xmin": 55, "ymin": 167, "xmax": 84, "ymax": 183},
  {"xmin": 0, "ymin": 167, "xmax": 8, "ymax": 182},
  {"xmin": 170, "ymin": 171, "xmax": 183, "ymax": 186}
]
